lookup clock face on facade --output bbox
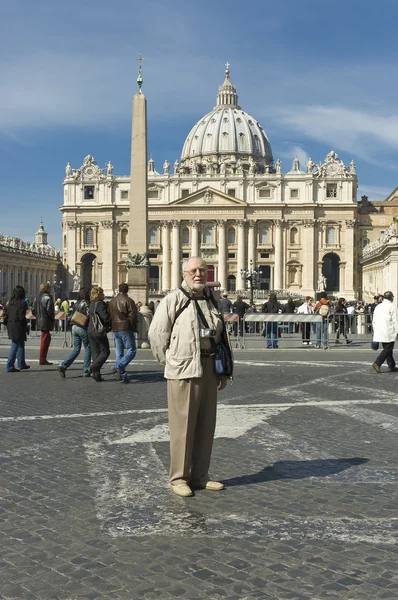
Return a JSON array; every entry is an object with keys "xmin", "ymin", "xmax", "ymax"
[
  {"xmin": 84, "ymin": 167, "xmax": 95, "ymax": 178},
  {"xmin": 326, "ymin": 163, "xmax": 338, "ymax": 175}
]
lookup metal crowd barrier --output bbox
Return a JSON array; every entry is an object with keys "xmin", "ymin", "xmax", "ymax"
[{"xmin": 241, "ymin": 313, "xmax": 373, "ymax": 349}]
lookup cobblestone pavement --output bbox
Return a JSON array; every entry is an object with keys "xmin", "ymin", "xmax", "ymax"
[{"xmin": 0, "ymin": 344, "xmax": 397, "ymax": 599}]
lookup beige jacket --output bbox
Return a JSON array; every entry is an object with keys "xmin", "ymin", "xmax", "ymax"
[{"xmin": 148, "ymin": 282, "xmax": 224, "ymax": 380}]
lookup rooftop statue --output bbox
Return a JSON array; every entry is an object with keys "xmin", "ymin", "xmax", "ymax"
[
  {"xmin": 106, "ymin": 161, "xmax": 113, "ymax": 176},
  {"xmin": 163, "ymin": 159, "xmax": 170, "ymax": 175}
]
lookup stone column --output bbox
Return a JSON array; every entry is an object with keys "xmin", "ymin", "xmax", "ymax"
[
  {"xmin": 161, "ymin": 221, "xmax": 171, "ymax": 290},
  {"xmin": 100, "ymin": 220, "xmax": 115, "ymax": 297},
  {"xmin": 302, "ymin": 219, "xmax": 315, "ymax": 294},
  {"xmin": 217, "ymin": 220, "xmax": 227, "ymax": 290},
  {"xmin": 236, "ymin": 219, "xmax": 247, "ymax": 290},
  {"xmin": 344, "ymin": 219, "xmax": 356, "ymax": 297},
  {"xmin": 248, "ymin": 220, "xmax": 256, "ymax": 268},
  {"xmin": 339, "ymin": 261, "xmax": 346, "ymax": 294},
  {"xmin": 190, "ymin": 220, "xmax": 199, "ymax": 256},
  {"xmin": 274, "ymin": 220, "xmax": 283, "ymax": 290},
  {"xmin": 171, "ymin": 220, "xmax": 181, "ymax": 289}
]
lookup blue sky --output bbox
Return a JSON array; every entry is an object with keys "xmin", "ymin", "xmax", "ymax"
[{"xmin": 1, "ymin": 0, "xmax": 398, "ymax": 248}]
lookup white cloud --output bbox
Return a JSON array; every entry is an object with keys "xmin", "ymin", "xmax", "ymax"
[
  {"xmin": 278, "ymin": 144, "xmax": 309, "ymax": 171},
  {"xmin": 277, "ymin": 105, "xmax": 398, "ymax": 164}
]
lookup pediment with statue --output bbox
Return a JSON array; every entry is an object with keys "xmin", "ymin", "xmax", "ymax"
[
  {"xmin": 170, "ymin": 186, "xmax": 248, "ymax": 207},
  {"xmin": 313, "ymin": 151, "xmax": 356, "ymax": 179},
  {"xmin": 64, "ymin": 155, "xmax": 108, "ymax": 182}
]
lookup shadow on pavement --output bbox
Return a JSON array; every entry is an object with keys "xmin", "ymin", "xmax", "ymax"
[{"xmin": 223, "ymin": 457, "xmax": 369, "ymax": 486}]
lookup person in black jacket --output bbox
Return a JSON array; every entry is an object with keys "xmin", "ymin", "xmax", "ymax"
[
  {"xmin": 232, "ymin": 295, "xmax": 249, "ymax": 336},
  {"xmin": 334, "ymin": 298, "xmax": 352, "ymax": 345},
  {"xmin": 5, "ymin": 285, "xmax": 30, "ymax": 372},
  {"xmin": 58, "ymin": 288, "xmax": 91, "ymax": 378},
  {"xmin": 88, "ymin": 286, "xmax": 111, "ymax": 382},
  {"xmin": 32, "ymin": 282, "xmax": 55, "ymax": 365},
  {"xmin": 262, "ymin": 292, "xmax": 282, "ymax": 348}
]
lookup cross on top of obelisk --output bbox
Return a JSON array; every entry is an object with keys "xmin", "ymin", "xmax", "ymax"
[{"xmin": 136, "ymin": 55, "xmax": 145, "ymax": 90}]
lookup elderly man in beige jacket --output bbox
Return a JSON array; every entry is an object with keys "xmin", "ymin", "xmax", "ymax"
[{"xmin": 148, "ymin": 257, "xmax": 232, "ymax": 497}]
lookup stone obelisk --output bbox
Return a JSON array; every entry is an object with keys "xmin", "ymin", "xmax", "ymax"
[{"xmin": 127, "ymin": 56, "xmax": 149, "ymax": 304}]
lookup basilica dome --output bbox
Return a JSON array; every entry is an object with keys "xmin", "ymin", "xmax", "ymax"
[{"xmin": 180, "ymin": 67, "xmax": 273, "ymax": 175}]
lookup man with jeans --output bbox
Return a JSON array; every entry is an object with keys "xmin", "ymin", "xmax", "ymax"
[
  {"xmin": 372, "ymin": 291, "xmax": 398, "ymax": 373},
  {"xmin": 108, "ymin": 283, "xmax": 138, "ymax": 383},
  {"xmin": 314, "ymin": 292, "xmax": 331, "ymax": 349}
]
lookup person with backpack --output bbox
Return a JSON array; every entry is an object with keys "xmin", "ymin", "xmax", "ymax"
[
  {"xmin": 148, "ymin": 256, "xmax": 232, "ymax": 498},
  {"xmin": 314, "ymin": 292, "xmax": 331, "ymax": 349}
]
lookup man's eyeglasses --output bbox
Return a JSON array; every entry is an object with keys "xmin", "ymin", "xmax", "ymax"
[{"xmin": 185, "ymin": 268, "xmax": 206, "ymax": 275}]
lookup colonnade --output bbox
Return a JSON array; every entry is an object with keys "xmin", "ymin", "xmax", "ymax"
[
  {"xmin": 0, "ymin": 257, "xmax": 58, "ymax": 301},
  {"xmin": 158, "ymin": 219, "xmax": 288, "ymax": 291}
]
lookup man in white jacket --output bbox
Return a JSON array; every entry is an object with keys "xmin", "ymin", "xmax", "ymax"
[
  {"xmin": 372, "ymin": 291, "xmax": 398, "ymax": 373},
  {"xmin": 148, "ymin": 257, "xmax": 232, "ymax": 497}
]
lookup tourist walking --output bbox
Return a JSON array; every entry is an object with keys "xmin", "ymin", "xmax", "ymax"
[
  {"xmin": 219, "ymin": 293, "xmax": 232, "ymax": 315},
  {"xmin": 108, "ymin": 283, "xmax": 138, "ymax": 383},
  {"xmin": 372, "ymin": 291, "xmax": 398, "ymax": 373},
  {"xmin": 297, "ymin": 296, "xmax": 313, "ymax": 345},
  {"xmin": 32, "ymin": 282, "xmax": 55, "ymax": 365},
  {"xmin": 262, "ymin": 292, "xmax": 282, "ymax": 348},
  {"xmin": 148, "ymin": 256, "xmax": 232, "ymax": 498},
  {"xmin": 5, "ymin": 285, "xmax": 30, "ymax": 372},
  {"xmin": 88, "ymin": 287, "xmax": 111, "ymax": 382},
  {"xmin": 58, "ymin": 288, "xmax": 91, "ymax": 378},
  {"xmin": 334, "ymin": 298, "xmax": 352, "ymax": 345},
  {"xmin": 314, "ymin": 292, "xmax": 331, "ymax": 349},
  {"xmin": 232, "ymin": 295, "xmax": 249, "ymax": 336}
]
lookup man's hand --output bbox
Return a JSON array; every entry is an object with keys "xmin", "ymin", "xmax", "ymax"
[{"xmin": 217, "ymin": 376, "xmax": 228, "ymax": 391}]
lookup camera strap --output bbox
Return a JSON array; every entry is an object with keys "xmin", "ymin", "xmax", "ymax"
[{"xmin": 179, "ymin": 287, "xmax": 218, "ymax": 354}]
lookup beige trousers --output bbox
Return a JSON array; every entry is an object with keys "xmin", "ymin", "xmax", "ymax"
[{"xmin": 167, "ymin": 356, "xmax": 218, "ymax": 485}]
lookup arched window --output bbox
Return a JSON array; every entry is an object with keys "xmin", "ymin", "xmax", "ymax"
[
  {"xmin": 362, "ymin": 238, "xmax": 369, "ymax": 248},
  {"xmin": 63, "ymin": 234, "xmax": 66, "ymax": 248},
  {"xmin": 290, "ymin": 227, "xmax": 298, "ymax": 245},
  {"xmin": 227, "ymin": 227, "xmax": 236, "ymax": 245},
  {"xmin": 326, "ymin": 226, "xmax": 337, "ymax": 245},
  {"xmin": 203, "ymin": 225, "xmax": 214, "ymax": 244},
  {"xmin": 149, "ymin": 226, "xmax": 159, "ymax": 244},
  {"xmin": 85, "ymin": 227, "xmax": 94, "ymax": 246},
  {"xmin": 259, "ymin": 226, "xmax": 270, "ymax": 244},
  {"xmin": 182, "ymin": 226, "xmax": 190, "ymax": 245},
  {"xmin": 121, "ymin": 228, "xmax": 128, "ymax": 245}
]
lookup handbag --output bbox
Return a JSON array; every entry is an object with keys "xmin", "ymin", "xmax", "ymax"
[
  {"xmin": 371, "ymin": 341, "xmax": 379, "ymax": 351},
  {"xmin": 214, "ymin": 341, "xmax": 233, "ymax": 376},
  {"xmin": 71, "ymin": 310, "xmax": 89, "ymax": 327},
  {"xmin": 91, "ymin": 305, "xmax": 110, "ymax": 335}
]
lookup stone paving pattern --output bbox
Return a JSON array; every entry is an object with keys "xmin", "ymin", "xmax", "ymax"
[{"xmin": 0, "ymin": 345, "xmax": 397, "ymax": 599}]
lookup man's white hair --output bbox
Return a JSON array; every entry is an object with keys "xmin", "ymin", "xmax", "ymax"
[{"xmin": 182, "ymin": 256, "xmax": 207, "ymax": 273}]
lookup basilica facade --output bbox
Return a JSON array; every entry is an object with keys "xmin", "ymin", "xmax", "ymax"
[{"xmin": 61, "ymin": 68, "xmax": 359, "ymax": 299}]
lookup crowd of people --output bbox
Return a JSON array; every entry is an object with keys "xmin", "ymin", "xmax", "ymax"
[
  {"xmin": 218, "ymin": 292, "xmax": 387, "ymax": 349},
  {"xmin": 1, "ymin": 282, "xmax": 139, "ymax": 382}
]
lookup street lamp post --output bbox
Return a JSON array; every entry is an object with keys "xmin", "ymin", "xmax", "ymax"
[{"xmin": 240, "ymin": 260, "xmax": 261, "ymax": 305}]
